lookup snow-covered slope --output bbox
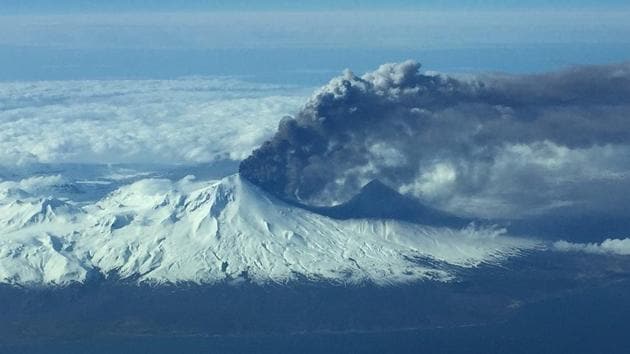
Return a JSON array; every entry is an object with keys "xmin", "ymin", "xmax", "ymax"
[{"xmin": 0, "ymin": 174, "xmax": 540, "ymax": 286}]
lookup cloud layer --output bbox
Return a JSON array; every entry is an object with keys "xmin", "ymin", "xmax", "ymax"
[
  {"xmin": 241, "ymin": 61, "xmax": 630, "ymax": 219},
  {"xmin": 553, "ymin": 238, "xmax": 630, "ymax": 256},
  {"xmin": 0, "ymin": 78, "xmax": 306, "ymax": 166}
]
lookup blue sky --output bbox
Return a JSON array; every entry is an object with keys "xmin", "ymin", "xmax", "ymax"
[
  {"xmin": 1, "ymin": 1, "xmax": 629, "ymax": 81},
  {"xmin": 3, "ymin": 0, "xmax": 630, "ymax": 13}
]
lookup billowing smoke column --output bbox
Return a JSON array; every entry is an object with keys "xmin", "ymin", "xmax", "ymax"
[{"xmin": 240, "ymin": 60, "xmax": 630, "ymax": 218}]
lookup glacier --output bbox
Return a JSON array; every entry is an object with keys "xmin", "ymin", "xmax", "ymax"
[{"xmin": 0, "ymin": 173, "xmax": 540, "ymax": 286}]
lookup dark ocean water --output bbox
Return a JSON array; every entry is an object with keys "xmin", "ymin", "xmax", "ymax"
[{"xmin": 2, "ymin": 253, "xmax": 630, "ymax": 354}]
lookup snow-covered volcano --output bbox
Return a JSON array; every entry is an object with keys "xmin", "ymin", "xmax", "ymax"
[{"xmin": 0, "ymin": 174, "xmax": 539, "ymax": 286}]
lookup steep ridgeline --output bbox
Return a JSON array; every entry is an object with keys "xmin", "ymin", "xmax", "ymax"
[
  {"xmin": 0, "ymin": 175, "xmax": 538, "ymax": 286},
  {"xmin": 303, "ymin": 180, "xmax": 471, "ymax": 227}
]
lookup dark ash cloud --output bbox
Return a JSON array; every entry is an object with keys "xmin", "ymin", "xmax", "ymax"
[{"xmin": 240, "ymin": 60, "xmax": 630, "ymax": 219}]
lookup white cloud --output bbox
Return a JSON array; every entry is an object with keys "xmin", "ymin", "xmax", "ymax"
[
  {"xmin": 0, "ymin": 175, "xmax": 68, "ymax": 200},
  {"xmin": 553, "ymin": 238, "xmax": 630, "ymax": 256},
  {"xmin": 0, "ymin": 78, "xmax": 308, "ymax": 166},
  {"xmin": 399, "ymin": 162, "xmax": 457, "ymax": 200},
  {"xmin": 441, "ymin": 141, "xmax": 630, "ymax": 218}
]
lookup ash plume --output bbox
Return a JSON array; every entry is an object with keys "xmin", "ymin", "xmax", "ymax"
[{"xmin": 240, "ymin": 60, "xmax": 630, "ymax": 218}]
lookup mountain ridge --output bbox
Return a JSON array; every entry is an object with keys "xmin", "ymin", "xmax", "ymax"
[
  {"xmin": 0, "ymin": 174, "xmax": 538, "ymax": 287},
  {"xmin": 300, "ymin": 179, "xmax": 471, "ymax": 228}
]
